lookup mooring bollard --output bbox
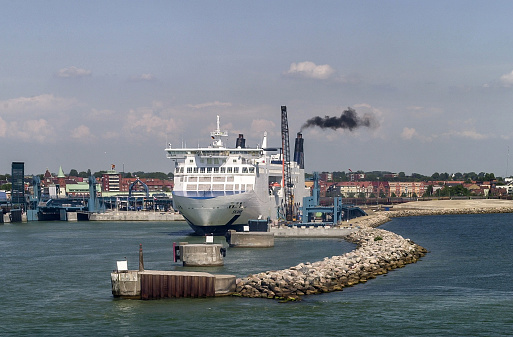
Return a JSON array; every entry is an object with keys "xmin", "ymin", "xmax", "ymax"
[{"xmin": 139, "ymin": 243, "xmax": 144, "ymax": 271}]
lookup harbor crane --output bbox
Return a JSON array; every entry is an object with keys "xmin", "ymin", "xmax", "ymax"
[{"xmin": 281, "ymin": 106, "xmax": 294, "ymax": 221}]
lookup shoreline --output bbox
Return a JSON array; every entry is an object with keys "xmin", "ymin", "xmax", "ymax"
[{"xmin": 236, "ymin": 199, "xmax": 513, "ymax": 300}]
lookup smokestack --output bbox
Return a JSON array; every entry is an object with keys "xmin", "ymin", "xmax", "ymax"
[
  {"xmin": 293, "ymin": 132, "xmax": 304, "ymax": 169},
  {"xmin": 235, "ymin": 134, "xmax": 245, "ymax": 148},
  {"xmin": 300, "ymin": 107, "xmax": 378, "ymax": 132}
]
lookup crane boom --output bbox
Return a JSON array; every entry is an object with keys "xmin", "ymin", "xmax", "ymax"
[{"xmin": 281, "ymin": 106, "xmax": 294, "ymax": 221}]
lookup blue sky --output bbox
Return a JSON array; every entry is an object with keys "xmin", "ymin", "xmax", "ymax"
[{"xmin": 2, "ymin": 1, "xmax": 513, "ymax": 176}]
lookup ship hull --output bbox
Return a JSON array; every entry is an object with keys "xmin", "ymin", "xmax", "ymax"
[{"xmin": 173, "ymin": 190, "xmax": 272, "ymax": 235}]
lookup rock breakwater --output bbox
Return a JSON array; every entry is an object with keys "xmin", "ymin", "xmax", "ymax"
[
  {"xmin": 387, "ymin": 206, "xmax": 513, "ymax": 219},
  {"xmin": 235, "ymin": 220, "xmax": 427, "ymax": 300},
  {"xmin": 235, "ymin": 205, "xmax": 513, "ymax": 300}
]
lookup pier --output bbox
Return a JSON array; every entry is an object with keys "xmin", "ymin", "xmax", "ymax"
[{"xmin": 111, "ymin": 270, "xmax": 236, "ymax": 299}]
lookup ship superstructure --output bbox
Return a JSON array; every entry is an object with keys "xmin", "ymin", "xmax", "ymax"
[{"xmin": 167, "ymin": 115, "xmax": 306, "ymax": 235}]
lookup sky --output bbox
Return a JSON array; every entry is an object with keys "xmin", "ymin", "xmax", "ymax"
[{"xmin": 2, "ymin": 1, "xmax": 513, "ymax": 177}]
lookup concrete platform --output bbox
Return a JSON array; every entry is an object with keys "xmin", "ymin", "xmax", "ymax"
[
  {"xmin": 111, "ymin": 270, "xmax": 236, "ymax": 299},
  {"xmin": 179, "ymin": 243, "xmax": 225, "ymax": 266},
  {"xmin": 225, "ymin": 230, "xmax": 274, "ymax": 247},
  {"xmin": 271, "ymin": 226, "xmax": 354, "ymax": 238}
]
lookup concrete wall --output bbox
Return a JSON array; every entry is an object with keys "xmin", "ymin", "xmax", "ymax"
[
  {"xmin": 271, "ymin": 226, "xmax": 354, "ymax": 238},
  {"xmin": 226, "ymin": 231, "xmax": 275, "ymax": 247}
]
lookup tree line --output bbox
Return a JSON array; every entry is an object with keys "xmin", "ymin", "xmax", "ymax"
[{"xmin": 319, "ymin": 170, "xmax": 499, "ymax": 183}]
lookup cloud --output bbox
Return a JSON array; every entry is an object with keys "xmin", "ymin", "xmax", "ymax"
[
  {"xmin": 187, "ymin": 101, "xmax": 232, "ymax": 109},
  {"xmin": 3, "ymin": 119, "xmax": 55, "ymax": 142},
  {"xmin": 0, "ymin": 117, "xmax": 7, "ymax": 137},
  {"xmin": 401, "ymin": 127, "xmax": 418, "ymax": 140},
  {"xmin": 285, "ymin": 61, "xmax": 336, "ymax": 80},
  {"xmin": 130, "ymin": 73, "xmax": 155, "ymax": 81},
  {"xmin": 0, "ymin": 94, "xmax": 77, "ymax": 115},
  {"xmin": 71, "ymin": 125, "xmax": 91, "ymax": 139},
  {"xmin": 499, "ymin": 70, "xmax": 513, "ymax": 87},
  {"xmin": 57, "ymin": 66, "xmax": 92, "ymax": 78},
  {"xmin": 124, "ymin": 109, "xmax": 179, "ymax": 139},
  {"xmin": 446, "ymin": 129, "xmax": 489, "ymax": 140},
  {"xmin": 250, "ymin": 119, "xmax": 276, "ymax": 135}
]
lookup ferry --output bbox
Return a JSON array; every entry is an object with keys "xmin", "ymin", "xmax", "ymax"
[{"xmin": 167, "ymin": 115, "xmax": 307, "ymax": 235}]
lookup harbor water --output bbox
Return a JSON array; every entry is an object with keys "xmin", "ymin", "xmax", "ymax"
[{"xmin": 1, "ymin": 214, "xmax": 512, "ymax": 336}]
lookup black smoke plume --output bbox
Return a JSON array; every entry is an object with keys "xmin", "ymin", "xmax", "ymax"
[{"xmin": 300, "ymin": 107, "xmax": 378, "ymax": 131}]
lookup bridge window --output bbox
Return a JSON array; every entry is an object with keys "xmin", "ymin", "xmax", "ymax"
[
  {"xmin": 227, "ymin": 167, "xmax": 232, "ymax": 173},
  {"xmin": 187, "ymin": 167, "xmax": 192, "ymax": 173},
  {"xmin": 220, "ymin": 167, "xmax": 226, "ymax": 173},
  {"xmin": 242, "ymin": 167, "xmax": 248, "ymax": 173},
  {"xmin": 234, "ymin": 167, "xmax": 239, "ymax": 173},
  {"xmin": 207, "ymin": 167, "xmax": 212, "ymax": 173},
  {"xmin": 193, "ymin": 167, "xmax": 198, "ymax": 173},
  {"xmin": 200, "ymin": 167, "xmax": 205, "ymax": 173},
  {"xmin": 249, "ymin": 167, "xmax": 255, "ymax": 173},
  {"xmin": 213, "ymin": 167, "xmax": 219, "ymax": 173}
]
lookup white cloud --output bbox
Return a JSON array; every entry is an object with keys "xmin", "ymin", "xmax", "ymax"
[
  {"xmin": 0, "ymin": 117, "xmax": 7, "ymax": 137},
  {"xmin": 0, "ymin": 94, "xmax": 77, "ymax": 115},
  {"xmin": 499, "ymin": 70, "xmax": 513, "ymax": 87},
  {"xmin": 401, "ymin": 127, "xmax": 418, "ymax": 140},
  {"xmin": 57, "ymin": 66, "xmax": 92, "ymax": 78},
  {"xmin": 71, "ymin": 125, "xmax": 91, "ymax": 139},
  {"xmin": 187, "ymin": 101, "xmax": 232, "ymax": 109},
  {"xmin": 285, "ymin": 61, "xmax": 336, "ymax": 80},
  {"xmin": 5, "ymin": 119, "xmax": 55, "ymax": 142},
  {"xmin": 447, "ymin": 129, "xmax": 489, "ymax": 140},
  {"xmin": 124, "ymin": 109, "xmax": 178, "ymax": 139},
  {"xmin": 250, "ymin": 119, "xmax": 276, "ymax": 135},
  {"xmin": 131, "ymin": 73, "xmax": 155, "ymax": 81}
]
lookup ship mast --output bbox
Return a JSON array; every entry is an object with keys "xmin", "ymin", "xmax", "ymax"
[{"xmin": 210, "ymin": 115, "xmax": 228, "ymax": 148}]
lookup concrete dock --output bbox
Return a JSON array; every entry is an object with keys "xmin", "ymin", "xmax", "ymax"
[
  {"xmin": 225, "ymin": 230, "xmax": 275, "ymax": 247},
  {"xmin": 111, "ymin": 270, "xmax": 236, "ymax": 299},
  {"xmin": 177, "ymin": 243, "xmax": 226, "ymax": 266}
]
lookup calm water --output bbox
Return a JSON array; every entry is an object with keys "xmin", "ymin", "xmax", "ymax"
[{"xmin": 1, "ymin": 214, "xmax": 512, "ymax": 336}]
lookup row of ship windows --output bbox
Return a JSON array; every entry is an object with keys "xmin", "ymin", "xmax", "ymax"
[
  {"xmin": 186, "ymin": 184, "xmax": 254, "ymax": 191},
  {"xmin": 175, "ymin": 166, "xmax": 255, "ymax": 174}
]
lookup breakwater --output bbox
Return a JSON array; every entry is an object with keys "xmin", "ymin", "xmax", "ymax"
[{"xmin": 235, "ymin": 205, "xmax": 513, "ymax": 300}]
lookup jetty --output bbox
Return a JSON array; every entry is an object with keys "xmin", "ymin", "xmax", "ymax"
[
  {"xmin": 235, "ymin": 199, "xmax": 513, "ymax": 300},
  {"xmin": 111, "ymin": 244, "xmax": 236, "ymax": 299}
]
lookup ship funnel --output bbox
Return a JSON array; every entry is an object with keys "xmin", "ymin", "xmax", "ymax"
[
  {"xmin": 236, "ymin": 134, "xmax": 246, "ymax": 148},
  {"xmin": 293, "ymin": 132, "xmax": 304, "ymax": 169}
]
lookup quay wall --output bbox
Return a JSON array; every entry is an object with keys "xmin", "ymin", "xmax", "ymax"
[{"xmin": 236, "ymin": 205, "xmax": 513, "ymax": 300}]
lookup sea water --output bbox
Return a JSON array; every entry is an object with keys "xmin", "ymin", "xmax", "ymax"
[{"xmin": 0, "ymin": 214, "xmax": 512, "ymax": 336}]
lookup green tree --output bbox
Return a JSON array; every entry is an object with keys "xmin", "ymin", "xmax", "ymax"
[
  {"xmin": 424, "ymin": 185, "xmax": 434, "ymax": 197},
  {"xmin": 453, "ymin": 172, "xmax": 463, "ymax": 180},
  {"xmin": 69, "ymin": 169, "xmax": 79, "ymax": 177},
  {"xmin": 0, "ymin": 183, "xmax": 11, "ymax": 191}
]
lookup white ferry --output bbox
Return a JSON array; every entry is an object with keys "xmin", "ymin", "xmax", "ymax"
[{"xmin": 167, "ymin": 115, "xmax": 307, "ymax": 235}]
